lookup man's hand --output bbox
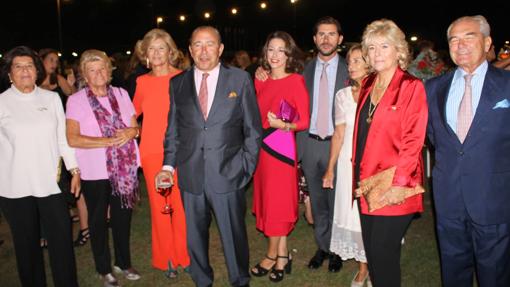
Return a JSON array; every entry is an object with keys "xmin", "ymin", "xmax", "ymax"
[
  {"xmin": 322, "ymin": 169, "xmax": 335, "ymax": 189},
  {"xmin": 155, "ymin": 170, "xmax": 173, "ymax": 191},
  {"xmin": 255, "ymin": 66, "xmax": 270, "ymax": 81}
]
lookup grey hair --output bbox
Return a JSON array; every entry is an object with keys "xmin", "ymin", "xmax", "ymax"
[{"xmin": 447, "ymin": 15, "xmax": 491, "ymax": 38}]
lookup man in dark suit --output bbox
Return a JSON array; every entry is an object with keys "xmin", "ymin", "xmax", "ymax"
[
  {"xmin": 157, "ymin": 26, "xmax": 262, "ymax": 287},
  {"xmin": 426, "ymin": 15, "xmax": 510, "ymax": 287},
  {"xmin": 298, "ymin": 17, "xmax": 348, "ymax": 272}
]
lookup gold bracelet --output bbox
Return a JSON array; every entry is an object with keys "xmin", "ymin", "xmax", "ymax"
[{"xmin": 69, "ymin": 168, "xmax": 81, "ymax": 176}]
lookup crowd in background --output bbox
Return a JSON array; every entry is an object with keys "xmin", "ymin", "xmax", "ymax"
[{"xmin": 1, "ymin": 13, "xmax": 510, "ymax": 287}]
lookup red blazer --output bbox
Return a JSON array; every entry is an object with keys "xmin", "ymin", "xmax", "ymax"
[{"xmin": 352, "ymin": 67, "xmax": 428, "ymax": 216}]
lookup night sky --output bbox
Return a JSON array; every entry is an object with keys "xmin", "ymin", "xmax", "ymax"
[{"xmin": 1, "ymin": 0, "xmax": 508, "ymax": 60}]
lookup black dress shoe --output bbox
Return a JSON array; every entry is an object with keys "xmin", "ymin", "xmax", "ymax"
[
  {"xmin": 308, "ymin": 249, "xmax": 328, "ymax": 269},
  {"xmin": 328, "ymin": 254, "xmax": 343, "ymax": 273}
]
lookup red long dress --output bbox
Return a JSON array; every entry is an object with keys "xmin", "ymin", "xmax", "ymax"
[
  {"xmin": 253, "ymin": 73, "xmax": 310, "ymax": 236},
  {"xmin": 133, "ymin": 71, "xmax": 190, "ymax": 270}
]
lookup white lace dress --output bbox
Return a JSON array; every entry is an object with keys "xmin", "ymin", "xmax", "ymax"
[{"xmin": 329, "ymin": 86, "xmax": 367, "ymax": 263}]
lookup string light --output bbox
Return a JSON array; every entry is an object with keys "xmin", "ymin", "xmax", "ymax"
[
  {"xmin": 179, "ymin": 15, "xmax": 186, "ymax": 22},
  {"xmin": 71, "ymin": 52, "xmax": 78, "ymax": 57},
  {"xmin": 231, "ymin": 8, "xmax": 238, "ymax": 15},
  {"xmin": 204, "ymin": 12, "xmax": 211, "ymax": 19},
  {"xmin": 260, "ymin": 2, "xmax": 267, "ymax": 9},
  {"xmin": 156, "ymin": 16, "xmax": 163, "ymax": 27},
  {"xmin": 410, "ymin": 36, "xmax": 418, "ymax": 42},
  {"xmin": 126, "ymin": 50, "xmax": 131, "ymax": 55}
]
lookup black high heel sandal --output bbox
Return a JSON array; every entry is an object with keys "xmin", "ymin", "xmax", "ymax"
[
  {"xmin": 73, "ymin": 228, "xmax": 90, "ymax": 247},
  {"xmin": 251, "ymin": 255, "xmax": 277, "ymax": 277},
  {"xmin": 269, "ymin": 253, "xmax": 292, "ymax": 283}
]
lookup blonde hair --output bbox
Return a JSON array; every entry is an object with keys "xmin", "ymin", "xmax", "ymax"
[
  {"xmin": 361, "ymin": 19, "xmax": 410, "ymax": 70},
  {"xmin": 79, "ymin": 49, "xmax": 113, "ymax": 84},
  {"xmin": 140, "ymin": 28, "xmax": 180, "ymax": 68}
]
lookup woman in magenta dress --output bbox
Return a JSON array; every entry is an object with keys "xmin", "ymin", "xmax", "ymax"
[{"xmin": 251, "ymin": 31, "xmax": 310, "ymax": 283}]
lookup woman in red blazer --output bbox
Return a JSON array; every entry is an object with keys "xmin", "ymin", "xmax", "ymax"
[{"xmin": 352, "ymin": 19, "xmax": 428, "ymax": 287}]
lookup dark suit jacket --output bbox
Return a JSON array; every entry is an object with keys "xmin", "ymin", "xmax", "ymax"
[
  {"xmin": 296, "ymin": 55, "xmax": 349, "ymax": 159},
  {"xmin": 163, "ymin": 64, "xmax": 262, "ymax": 194},
  {"xmin": 426, "ymin": 65, "xmax": 510, "ymax": 224}
]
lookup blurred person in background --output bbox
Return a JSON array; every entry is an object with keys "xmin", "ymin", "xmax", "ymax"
[{"xmin": 39, "ymin": 48, "xmax": 90, "ymax": 248}]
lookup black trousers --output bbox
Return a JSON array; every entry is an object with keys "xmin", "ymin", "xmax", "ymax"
[
  {"xmin": 360, "ymin": 213, "xmax": 414, "ymax": 287},
  {"xmin": 0, "ymin": 193, "xmax": 78, "ymax": 287},
  {"xmin": 82, "ymin": 179, "xmax": 133, "ymax": 275}
]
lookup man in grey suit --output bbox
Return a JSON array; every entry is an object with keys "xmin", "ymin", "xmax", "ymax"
[
  {"xmin": 157, "ymin": 26, "xmax": 262, "ymax": 287},
  {"xmin": 299, "ymin": 16, "xmax": 349, "ymax": 272}
]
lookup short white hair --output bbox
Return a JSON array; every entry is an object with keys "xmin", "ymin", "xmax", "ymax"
[{"xmin": 447, "ymin": 15, "xmax": 491, "ymax": 39}]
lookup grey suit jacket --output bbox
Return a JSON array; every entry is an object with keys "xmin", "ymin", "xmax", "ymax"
[
  {"xmin": 163, "ymin": 64, "xmax": 262, "ymax": 194},
  {"xmin": 296, "ymin": 55, "xmax": 349, "ymax": 159}
]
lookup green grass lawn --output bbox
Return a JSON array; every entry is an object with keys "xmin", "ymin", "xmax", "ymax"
[{"xmin": 0, "ymin": 179, "xmax": 441, "ymax": 286}]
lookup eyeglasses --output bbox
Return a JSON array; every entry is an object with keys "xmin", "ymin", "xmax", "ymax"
[{"xmin": 12, "ymin": 63, "xmax": 36, "ymax": 72}]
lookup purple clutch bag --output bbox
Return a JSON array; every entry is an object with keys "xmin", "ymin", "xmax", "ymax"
[{"xmin": 276, "ymin": 99, "xmax": 299, "ymax": 123}]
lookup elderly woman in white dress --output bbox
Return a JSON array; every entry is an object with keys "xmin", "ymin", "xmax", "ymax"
[
  {"xmin": 323, "ymin": 44, "xmax": 372, "ymax": 287},
  {"xmin": 0, "ymin": 46, "xmax": 80, "ymax": 287}
]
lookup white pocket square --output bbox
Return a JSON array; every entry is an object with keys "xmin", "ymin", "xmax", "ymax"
[{"xmin": 493, "ymin": 99, "xmax": 510, "ymax": 109}]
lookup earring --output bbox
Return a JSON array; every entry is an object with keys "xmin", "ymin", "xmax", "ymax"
[{"xmin": 146, "ymin": 58, "xmax": 150, "ymax": 68}]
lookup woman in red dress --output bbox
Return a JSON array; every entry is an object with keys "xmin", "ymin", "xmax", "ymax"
[
  {"xmin": 132, "ymin": 28, "xmax": 190, "ymax": 278},
  {"xmin": 251, "ymin": 31, "xmax": 310, "ymax": 283}
]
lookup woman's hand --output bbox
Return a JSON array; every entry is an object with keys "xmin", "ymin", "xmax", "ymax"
[
  {"xmin": 267, "ymin": 112, "xmax": 286, "ymax": 129},
  {"xmin": 322, "ymin": 169, "xmax": 335, "ymax": 189},
  {"xmin": 70, "ymin": 173, "xmax": 81, "ymax": 198},
  {"xmin": 384, "ymin": 186, "xmax": 406, "ymax": 205},
  {"xmin": 113, "ymin": 127, "xmax": 137, "ymax": 146}
]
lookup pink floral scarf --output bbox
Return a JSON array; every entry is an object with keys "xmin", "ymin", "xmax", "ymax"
[{"xmin": 86, "ymin": 86, "xmax": 139, "ymax": 208}]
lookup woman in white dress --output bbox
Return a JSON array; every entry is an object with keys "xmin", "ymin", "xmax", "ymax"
[{"xmin": 323, "ymin": 44, "xmax": 371, "ymax": 287}]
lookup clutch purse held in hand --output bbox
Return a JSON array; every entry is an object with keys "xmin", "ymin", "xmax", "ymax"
[
  {"xmin": 355, "ymin": 166, "xmax": 425, "ymax": 212},
  {"xmin": 276, "ymin": 99, "xmax": 299, "ymax": 123}
]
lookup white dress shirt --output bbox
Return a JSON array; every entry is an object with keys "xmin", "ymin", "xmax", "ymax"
[
  {"xmin": 446, "ymin": 61, "xmax": 488, "ymax": 132},
  {"xmin": 194, "ymin": 63, "xmax": 221, "ymax": 114},
  {"xmin": 310, "ymin": 54, "xmax": 339, "ymax": 136},
  {"xmin": 0, "ymin": 85, "xmax": 78, "ymax": 198}
]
